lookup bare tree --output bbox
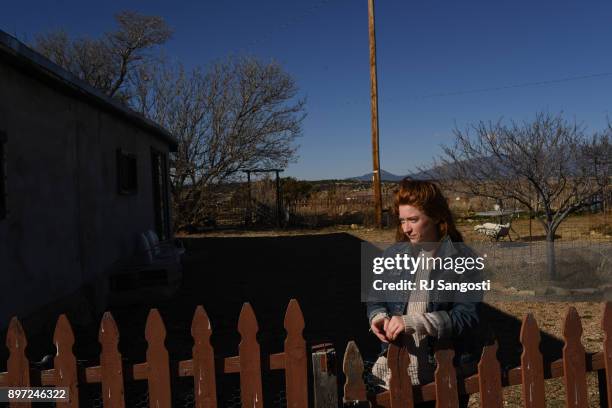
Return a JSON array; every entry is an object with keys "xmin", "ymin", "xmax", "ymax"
[
  {"xmin": 34, "ymin": 16, "xmax": 304, "ymax": 230},
  {"xmin": 134, "ymin": 58, "xmax": 306, "ymax": 230},
  {"xmin": 34, "ymin": 11, "xmax": 172, "ymax": 102},
  {"xmin": 432, "ymin": 112, "xmax": 610, "ymax": 280}
]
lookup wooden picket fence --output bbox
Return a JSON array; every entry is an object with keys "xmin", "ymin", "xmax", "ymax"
[
  {"xmin": 0, "ymin": 299, "xmax": 308, "ymax": 408},
  {"xmin": 342, "ymin": 303, "xmax": 612, "ymax": 408},
  {"xmin": 2, "ymin": 301, "xmax": 612, "ymax": 407}
]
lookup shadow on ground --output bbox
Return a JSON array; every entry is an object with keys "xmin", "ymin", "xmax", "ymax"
[
  {"xmin": 109, "ymin": 233, "xmax": 382, "ymax": 363},
  {"xmin": 105, "ymin": 233, "xmax": 565, "ymax": 368}
]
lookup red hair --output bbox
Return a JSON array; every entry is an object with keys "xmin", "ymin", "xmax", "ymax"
[{"xmin": 393, "ymin": 178, "xmax": 463, "ymax": 243}]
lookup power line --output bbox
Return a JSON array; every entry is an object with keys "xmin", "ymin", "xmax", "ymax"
[
  {"xmin": 340, "ymin": 71, "xmax": 612, "ymax": 107},
  {"xmin": 417, "ymin": 72, "xmax": 612, "ymax": 99}
]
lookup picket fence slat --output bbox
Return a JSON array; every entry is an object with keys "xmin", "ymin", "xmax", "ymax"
[
  {"xmin": 563, "ymin": 307, "xmax": 588, "ymax": 408},
  {"xmin": 519, "ymin": 313, "xmax": 545, "ymax": 408},
  {"xmin": 342, "ymin": 340, "xmax": 368, "ymax": 404},
  {"xmin": 238, "ymin": 302, "xmax": 264, "ymax": 408},
  {"xmin": 478, "ymin": 341, "xmax": 502, "ymax": 408},
  {"xmin": 434, "ymin": 347, "xmax": 458, "ymax": 408},
  {"xmin": 7, "ymin": 317, "xmax": 31, "ymax": 408},
  {"xmin": 283, "ymin": 299, "xmax": 308, "ymax": 408},
  {"xmin": 603, "ymin": 302, "xmax": 612, "ymax": 408},
  {"xmin": 53, "ymin": 314, "xmax": 79, "ymax": 408},
  {"xmin": 387, "ymin": 341, "xmax": 413, "ymax": 408},
  {"xmin": 99, "ymin": 312, "xmax": 125, "ymax": 408},
  {"xmin": 145, "ymin": 309, "xmax": 172, "ymax": 408},
  {"xmin": 191, "ymin": 305, "xmax": 217, "ymax": 408}
]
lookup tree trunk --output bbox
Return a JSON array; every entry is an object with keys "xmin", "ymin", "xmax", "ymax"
[{"xmin": 546, "ymin": 228, "xmax": 557, "ymax": 281}]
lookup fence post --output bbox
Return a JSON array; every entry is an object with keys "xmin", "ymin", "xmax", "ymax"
[
  {"xmin": 191, "ymin": 305, "xmax": 217, "ymax": 408},
  {"xmin": 312, "ymin": 343, "xmax": 338, "ymax": 408},
  {"xmin": 519, "ymin": 314, "xmax": 545, "ymax": 408},
  {"xmin": 238, "ymin": 303, "xmax": 264, "ymax": 408},
  {"xmin": 283, "ymin": 299, "xmax": 308, "ymax": 408},
  {"xmin": 342, "ymin": 341, "xmax": 370, "ymax": 407},
  {"xmin": 7, "ymin": 317, "xmax": 31, "ymax": 408},
  {"xmin": 145, "ymin": 309, "xmax": 172, "ymax": 408},
  {"xmin": 99, "ymin": 312, "xmax": 125, "ymax": 408},
  {"xmin": 53, "ymin": 314, "xmax": 79, "ymax": 408},
  {"xmin": 600, "ymin": 302, "xmax": 612, "ymax": 408},
  {"xmin": 434, "ymin": 346, "xmax": 458, "ymax": 408},
  {"xmin": 387, "ymin": 341, "xmax": 413, "ymax": 408},
  {"xmin": 477, "ymin": 341, "xmax": 502, "ymax": 408},
  {"xmin": 562, "ymin": 307, "xmax": 588, "ymax": 408}
]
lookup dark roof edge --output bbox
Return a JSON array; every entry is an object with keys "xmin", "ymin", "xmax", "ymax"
[{"xmin": 0, "ymin": 30, "xmax": 178, "ymax": 152}]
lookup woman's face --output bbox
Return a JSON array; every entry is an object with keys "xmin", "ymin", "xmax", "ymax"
[{"xmin": 398, "ymin": 204, "xmax": 439, "ymax": 244}]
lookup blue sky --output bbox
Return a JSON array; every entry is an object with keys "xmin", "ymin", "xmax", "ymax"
[{"xmin": 3, "ymin": 0, "xmax": 612, "ymax": 180}]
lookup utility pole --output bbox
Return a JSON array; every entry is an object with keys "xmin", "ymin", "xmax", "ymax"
[{"xmin": 368, "ymin": 0, "xmax": 383, "ymax": 228}]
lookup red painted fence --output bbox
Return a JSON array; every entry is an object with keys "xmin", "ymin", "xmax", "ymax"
[
  {"xmin": 1, "ymin": 301, "xmax": 611, "ymax": 407},
  {"xmin": 0, "ymin": 299, "xmax": 307, "ymax": 408}
]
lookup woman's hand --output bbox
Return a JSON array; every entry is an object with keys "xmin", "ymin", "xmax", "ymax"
[
  {"xmin": 370, "ymin": 317, "xmax": 390, "ymax": 343},
  {"xmin": 385, "ymin": 316, "xmax": 407, "ymax": 341}
]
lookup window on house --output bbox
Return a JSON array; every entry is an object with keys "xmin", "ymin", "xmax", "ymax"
[
  {"xmin": 0, "ymin": 131, "xmax": 6, "ymax": 219},
  {"xmin": 117, "ymin": 149, "xmax": 138, "ymax": 195}
]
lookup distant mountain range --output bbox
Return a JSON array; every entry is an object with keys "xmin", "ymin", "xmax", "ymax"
[
  {"xmin": 349, "ymin": 158, "xmax": 511, "ymax": 182},
  {"xmin": 350, "ymin": 168, "xmax": 440, "ymax": 181},
  {"xmin": 350, "ymin": 170, "xmax": 405, "ymax": 181},
  {"xmin": 350, "ymin": 152, "xmax": 588, "ymax": 182}
]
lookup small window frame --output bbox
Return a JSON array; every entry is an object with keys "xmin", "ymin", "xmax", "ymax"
[{"xmin": 116, "ymin": 149, "xmax": 138, "ymax": 195}]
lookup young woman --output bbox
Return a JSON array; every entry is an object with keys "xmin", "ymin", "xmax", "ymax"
[{"xmin": 367, "ymin": 178, "xmax": 488, "ymax": 399}]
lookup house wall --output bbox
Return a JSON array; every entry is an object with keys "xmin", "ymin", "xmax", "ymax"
[{"xmin": 0, "ymin": 59, "xmax": 172, "ymax": 326}]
